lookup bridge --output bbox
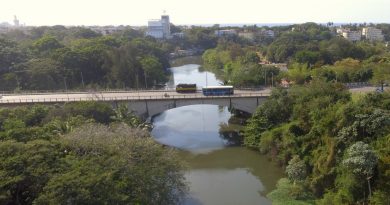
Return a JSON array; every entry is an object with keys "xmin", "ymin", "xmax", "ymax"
[{"xmin": 0, "ymin": 89, "xmax": 271, "ymax": 117}]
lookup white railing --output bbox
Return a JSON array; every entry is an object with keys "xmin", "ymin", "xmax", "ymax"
[
  {"xmin": 0, "ymin": 87, "xmax": 268, "ymax": 96},
  {"xmin": 0, "ymin": 93, "xmax": 270, "ymax": 104}
]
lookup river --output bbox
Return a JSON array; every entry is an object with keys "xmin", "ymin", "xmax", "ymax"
[{"xmin": 151, "ymin": 57, "xmax": 283, "ymax": 205}]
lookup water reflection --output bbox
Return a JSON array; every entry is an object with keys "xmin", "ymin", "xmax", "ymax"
[
  {"xmin": 152, "ymin": 105, "xmax": 232, "ymax": 153},
  {"xmin": 179, "ymin": 147, "xmax": 283, "ymax": 205},
  {"xmin": 152, "ymin": 62, "xmax": 283, "ymax": 205}
]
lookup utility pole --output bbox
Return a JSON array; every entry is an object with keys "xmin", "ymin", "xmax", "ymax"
[
  {"xmin": 80, "ymin": 72, "xmax": 85, "ymax": 89},
  {"xmin": 64, "ymin": 77, "xmax": 69, "ymax": 100},
  {"xmin": 136, "ymin": 75, "xmax": 139, "ymax": 90},
  {"xmin": 206, "ymin": 71, "xmax": 208, "ymax": 87},
  {"xmin": 144, "ymin": 72, "xmax": 148, "ymax": 89}
]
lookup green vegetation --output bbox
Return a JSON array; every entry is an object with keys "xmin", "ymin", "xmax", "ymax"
[
  {"xmin": 244, "ymin": 83, "xmax": 390, "ymax": 204},
  {"xmin": 202, "ymin": 43, "xmax": 279, "ymax": 86},
  {"xmin": 202, "ymin": 22, "xmax": 390, "ymax": 87},
  {"xmin": 0, "ymin": 102, "xmax": 187, "ymax": 204},
  {"xmin": 1, "ymin": 22, "xmax": 390, "ymax": 204},
  {"xmin": 0, "ymin": 27, "xmax": 169, "ymax": 91}
]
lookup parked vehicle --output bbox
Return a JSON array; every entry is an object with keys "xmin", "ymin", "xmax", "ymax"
[
  {"xmin": 176, "ymin": 84, "xmax": 197, "ymax": 93},
  {"xmin": 202, "ymin": 86, "xmax": 234, "ymax": 96}
]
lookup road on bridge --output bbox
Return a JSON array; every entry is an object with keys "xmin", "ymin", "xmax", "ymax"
[
  {"xmin": 0, "ymin": 89, "xmax": 272, "ymax": 104},
  {"xmin": 1, "ymin": 86, "xmax": 385, "ymax": 104}
]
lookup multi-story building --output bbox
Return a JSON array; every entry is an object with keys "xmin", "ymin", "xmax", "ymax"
[
  {"xmin": 146, "ymin": 15, "xmax": 171, "ymax": 39},
  {"xmin": 342, "ymin": 31, "xmax": 361, "ymax": 41},
  {"xmin": 13, "ymin": 16, "xmax": 19, "ymax": 27},
  {"xmin": 362, "ymin": 27, "xmax": 384, "ymax": 41},
  {"xmin": 214, "ymin": 29, "xmax": 237, "ymax": 37},
  {"xmin": 336, "ymin": 27, "xmax": 349, "ymax": 36}
]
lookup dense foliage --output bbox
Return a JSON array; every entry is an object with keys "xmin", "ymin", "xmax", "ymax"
[
  {"xmin": 0, "ymin": 102, "xmax": 187, "ymax": 205},
  {"xmin": 202, "ymin": 22, "xmax": 390, "ymax": 86},
  {"xmin": 0, "ymin": 27, "xmax": 170, "ymax": 91},
  {"xmin": 244, "ymin": 83, "xmax": 390, "ymax": 204},
  {"xmin": 202, "ymin": 42, "xmax": 279, "ymax": 86}
]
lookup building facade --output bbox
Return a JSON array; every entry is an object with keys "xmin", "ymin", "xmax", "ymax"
[
  {"xmin": 342, "ymin": 31, "xmax": 361, "ymax": 41},
  {"xmin": 362, "ymin": 27, "xmax": 384, "ymax": 41},
  {"xmin": 214, "ymin": 29, "xmax": 237, "ymax": 37},
  {"xmin": 146, "ymin": 15, "xmax": 171, "ymax": 39}
]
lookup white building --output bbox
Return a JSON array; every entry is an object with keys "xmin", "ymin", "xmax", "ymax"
[
  {"xmin": 336, "ymin": 28, "xmax": 349, "ymax": 35},
  {"xmin": 172, "ymin": 32, "xmax": 184, "ymax": 38},
  {"xmin": 215, "ymin": 29, "xmax": 237, "ymax": 37},
  {"xmin": 362, "ymin": 27, "xmax": 384, "ymax": 41},
  {"xmin": 342, "ymin": 31, "xmax": 361, "ymax": 41},
  {"xmin": 146, "ymin": 15, "xmax": 171, "ymax": 39},
  {"xmin": 13, "ymin": 16, "xmax": 19, "ymax": 27}
]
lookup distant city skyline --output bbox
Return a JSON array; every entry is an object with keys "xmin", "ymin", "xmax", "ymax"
[{"xmin": 1, "ymin": 0, "xmax": 390, "ymax": 26}]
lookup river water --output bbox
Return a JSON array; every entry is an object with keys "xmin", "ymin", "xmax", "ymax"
[{"xmin": 151, "ymin": 58, "xmax": 283, "ymax": 205}]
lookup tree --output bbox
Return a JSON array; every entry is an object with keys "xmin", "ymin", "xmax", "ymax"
[
  {"xmin": 31, "ymin": 35, "xmax": 63, "ymax": 56},
  {"xmin": 342, "ymin": 141, "xmax": 378, "ymax": 198},
  {"xmin": 72, "ymin": 27, "xmax": 102, "ymax": 39},
  {"xmin": 35, "ymin": 124, "xmax": 187, "ymax": 205},
  {"xmin": 371, "ymin": 64, "xmax": 390, "ymax": 89},
  {"xmin": 63, "ymin": 102, "xmax": 115, "ymax": 124},
  {"xmin": 18, "ymin": 58, "xmax": 65, "ymax": 90},
  {"xmin": 0, "ymin": 140, "xmax": 65, "ymax": 205},
  {"xmin": 140, "ymin": 56, "xmax": 166, "ymax": 87},
  {"xmin": 294, "ymin": 50, "xmax": 320, "ymax": 67},
  {"xmin": 0, "ymin": 38, "xmax": 26, "ymax": 73},
  {"xmin": 286, "ymin": 155, "xmax": 307, "ymax": 183}
]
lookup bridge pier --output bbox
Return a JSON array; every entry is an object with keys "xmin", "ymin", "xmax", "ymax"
[{"xmin": 124, "ymin": 96, "xmax": 268, "ymax": 119}]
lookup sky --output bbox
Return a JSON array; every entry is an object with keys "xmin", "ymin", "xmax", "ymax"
[{"xmin": 1, "ymin": 0, "xmax": 390, "ymax": 26}]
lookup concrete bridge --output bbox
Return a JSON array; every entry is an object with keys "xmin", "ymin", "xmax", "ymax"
[{"xmin": 0, "ymin": 89, "xmax": 271, "ymax": 117}]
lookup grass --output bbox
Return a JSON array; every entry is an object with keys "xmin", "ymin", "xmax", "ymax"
[{"xmin": 351, "ymin": 92, "xmax": 366, "ymax": 103}]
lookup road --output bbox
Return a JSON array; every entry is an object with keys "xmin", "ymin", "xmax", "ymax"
[
  {"xmin": 0, "ymin": 86, "xmax": 386, "ymax": 104},
  {"xmin": 348, "ymin": 86, "xmax": 388, "ymax": 93},
  {"xmin": 0, "ymin": 89, "xmax": 272, "ymax": 104}
]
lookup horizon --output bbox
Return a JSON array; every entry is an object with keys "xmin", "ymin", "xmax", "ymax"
[
  {"xmin": 1, "ymin": 0, "xmax": 390, "ymax": 26},
  {"xmin": 1, "ymin": 22, "xmax": 390, "ymax": 28}
]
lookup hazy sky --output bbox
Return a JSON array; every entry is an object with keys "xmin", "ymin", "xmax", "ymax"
[{"xmin": 1, "ymin": 0, "xmax": 390, "ymax": 26}]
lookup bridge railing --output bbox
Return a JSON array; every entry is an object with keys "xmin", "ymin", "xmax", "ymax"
[
  {"xmin": 0, "ymin": 92, "xmax": 270, "ymax": 104},
  {"xmin": 0, "ymin": 87, "xmax": 269, "ymax": 96},
  {"xmin": 0, "ymin": 88, "xmax": 177, "ymax": 96}
]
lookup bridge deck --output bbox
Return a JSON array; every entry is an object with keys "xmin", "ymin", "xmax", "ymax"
[{"xmin": 0, "ymin": 89, "xmax": 271, "ymax": 104}]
